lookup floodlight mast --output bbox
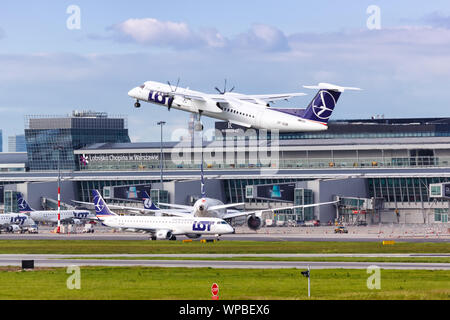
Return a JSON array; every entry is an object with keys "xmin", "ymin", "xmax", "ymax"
[{"xmin": 55, "ymin": 145, "xmax": 63, "ymax": 233}]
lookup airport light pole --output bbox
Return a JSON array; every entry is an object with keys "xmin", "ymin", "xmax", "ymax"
[
  {"xmin": 157, "ymin": 121, "xmax": 166, "ymax": 191},
  {"xmin": 55, "ymin": 145, "xmax": 63, "ymax": 234},
  {"xmin": 301, "ymin": 265, "xmax": 311, "ymax": 298}
]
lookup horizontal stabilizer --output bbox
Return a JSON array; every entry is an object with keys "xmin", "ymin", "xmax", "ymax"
[{"xmin": 303, "ymin": 83, "xmax": 361, "ymax": 93}]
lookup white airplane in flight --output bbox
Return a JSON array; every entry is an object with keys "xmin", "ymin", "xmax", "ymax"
[
  {"xmin": 0, "ymin": 213, "xmax": 35, "ymax": 233},
  {"xmin": 17, "ymin": 193, "xmax": 95, "ymax": 225},
  {"xmin": 92, "ymin": 189, "xmax": 234, "ymax": 240},
  {"xmin": 128, "ymin": 81, "xmax": 360, "ymax": 132}
]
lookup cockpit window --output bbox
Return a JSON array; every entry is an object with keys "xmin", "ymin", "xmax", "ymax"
[{"xmin": 139, "ymin": 84, "xmax": 145, "ymax": 89}]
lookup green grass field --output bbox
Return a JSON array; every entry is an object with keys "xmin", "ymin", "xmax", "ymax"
[
  {"xmin": 0, "ymin": 266, "xmax": 448, "ymax": 300},
  {"xmin": 0, "ymin": 240, "xmax": 448, "ymax": 254}
]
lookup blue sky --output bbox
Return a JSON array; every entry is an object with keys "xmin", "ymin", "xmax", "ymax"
[{"xmin": 1, "ymin": 1, "xmax": 450, "ymax": 146}]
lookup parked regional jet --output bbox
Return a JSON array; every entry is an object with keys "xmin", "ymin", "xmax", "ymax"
[
  {"xmin": 128, "ymin": 81, "xmax": 360, "ymax": 132},
  {"xmin": 17, "ymin": 193, "xmax": 95, "ymax": 225},
  {"xmin": 136, "ymin": 168, "xmax": 337, "ymax": 231},
  {"xmin": 152, "ymin": 190, "xmax": 337, "ymax": 231},
  {"xmin": 0, "ymin": 213, "xmax": 35, "ymax": 233},
  {"xmin": 91, "ymin": 189, "xmax": 234, "ymax": 240}
]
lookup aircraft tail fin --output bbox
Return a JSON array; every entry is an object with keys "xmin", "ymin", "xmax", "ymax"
[
  {"xmin": 302, "ymin": 83, "xmax": 361, "ymax": 124},
  {"xmin": 17, "ymin": 193, "xmax": 34, "ymax": 212},
  {"xmin": 142, "ymin": 191, "xmax": 160, "ymax": 210},
  {"xmin": 92, "ymin": 189, "xmax": 117, "ymax": 216}
]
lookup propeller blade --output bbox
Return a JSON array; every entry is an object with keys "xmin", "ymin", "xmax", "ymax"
[{"xmin": 215, "ymin": 87, "xmax": 223, "ymax": 94}]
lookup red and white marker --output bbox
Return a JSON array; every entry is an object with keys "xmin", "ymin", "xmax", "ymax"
[
  {"xmin": 56, "ymin": 186, "xmax": 61, "ymax": 233},
  {"xmin": 211, "ymin": 283, "xmax": 219, "ymax": 300}
]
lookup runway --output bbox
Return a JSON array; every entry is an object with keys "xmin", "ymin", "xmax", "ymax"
[{"xmin": 0, "ymin": 254, "xmax": 449, "ymax": 270}]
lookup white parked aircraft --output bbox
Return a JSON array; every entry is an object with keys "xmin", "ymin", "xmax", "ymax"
[
  {"xmin": 92, "ymin": 189, "xmax": 234, "ymax": 240},
  {"xmin": 154, "ymin": 194, "xmax": 337, "ymax": 231},
  {"xmin": 17, "ymin": 193, "xmax": 95, "ymax": 225},
  {"xmin": 124, "ymin": 175, "xmax": 337, "ymax": 231},
  {"xmin": 0, "ymin": 213, "xmax": 35, "ymax": 233},
  {"xmin": 128, "ymin": 81, "xmax": 360, "ymax": 132}
]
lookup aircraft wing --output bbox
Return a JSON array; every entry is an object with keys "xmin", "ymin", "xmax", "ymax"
[
  {"xmin": 222, "ymin": 201, "xmax": 338, "ymax": 219},
  {"xmin": 170, "ymin": 92, "xmax": 223, "ymax": 113},
  {"xmin": 237, "ymin": 93, "xmax": 307, "ymax": 104},
  {"xmin": 158, "ymin": 203, "xmax": 194, "ymax": 210},
  {"xmin": 171, "ymin": 92, "xmax": 207, "ymax": 102},
  {"xmin": 72, "ymin": 200, "xmax": 148, "ymax": 212},
  {"xmin": 72, "ymin": 200, "xmax": 190, "ymax": 216},
  {"xmin": 209, "ymin": 202, "xmax": 245, "ymax": 211}
]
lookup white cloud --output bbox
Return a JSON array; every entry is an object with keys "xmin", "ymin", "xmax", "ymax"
[
  {"xmin": 110, "ymin": 18, "xmax": 289, "ymax": 52},
  {"xmin": 112, "ymin": 18, "xmax": 213, "ymax": 49},
  {"xmin": 233, "ymin": 24, "xmax": 290, "ymax": 52}
]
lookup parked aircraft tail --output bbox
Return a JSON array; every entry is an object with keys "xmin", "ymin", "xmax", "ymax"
[
  {"xmin": 142, "ymin": 191, "xmax": 160, "ymax": 210},
  {"xmin": 17, "ymin": 193, "xmax": 34, "ymax": 212},
  {"xmin": 92, "ymin": 189, "xmax": 117, "ymax": 216}
]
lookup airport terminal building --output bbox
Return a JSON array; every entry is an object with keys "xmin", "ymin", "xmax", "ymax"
[{"xmin": 1, "ymin": 113, "xmax": 450, "ymax": 225}]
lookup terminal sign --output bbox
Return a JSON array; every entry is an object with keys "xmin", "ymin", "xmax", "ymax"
[{"xmin": 81, "ymin": 154, "xmax": 159, "ymax": 163}]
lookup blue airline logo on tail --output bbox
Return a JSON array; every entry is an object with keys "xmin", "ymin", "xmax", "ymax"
[
  {"xmin": 312, "ymin": 90, "xmax": 336, "ymax": 120},
  {"xmin": 17, "ymin": 194, "xmax": 34, "ymax": 212},
  {"xmin": 142, "ymin": 191, "xmax": 160, "ymax": 210},
  {"xmin": 303, "ymin": 89, "xmax": 341, "ymax": 124},
  {"xmin": 92, "ymin": 190, "xmax": 114, "ymax": 216}
]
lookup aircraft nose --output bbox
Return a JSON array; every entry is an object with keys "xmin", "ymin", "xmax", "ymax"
[{"xmin": 128, "ymin": 87, "xmax": 140, "ymax": 98}]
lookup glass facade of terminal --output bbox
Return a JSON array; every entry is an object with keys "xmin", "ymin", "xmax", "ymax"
[
  {"xmin": 76, "ymin": 153, "xmax": 446, "ymax": 171},
  {"xmin": 368, "ymin": 177, "xmax": 450, "ymax": 204},
  {"xmin": 293, "ymin": 188, "xmax": 314, "ymax": 221},
  {"xmin": 77, "ymin": 179, "xmax": 153, "ymax": 203},
  {"xmin": 25, "ymin": 112, "xmax": 130, "ymax": 171},
  {"xmin": 224, "ymin": 178, "xmax": 300, "ymax": 203}
]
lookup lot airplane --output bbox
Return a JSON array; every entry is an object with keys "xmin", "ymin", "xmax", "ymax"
[
  {"xmin": 0, "ymin": 213, "xmax": 35, "ymax": 233},
  {"xmin": 17, "ymin": 193, "xmax": 95, "ymax": 225},
  {"xmin": 128, "ymin": 81, "xmax": 360, "ymax": 132},
  {"xmin": 139, "ymin": 170, "xmax": 338, "ymax": 231},
  {"xmin": 91, "ymin": 189, "xmax": 234, "ymax": 240}
]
